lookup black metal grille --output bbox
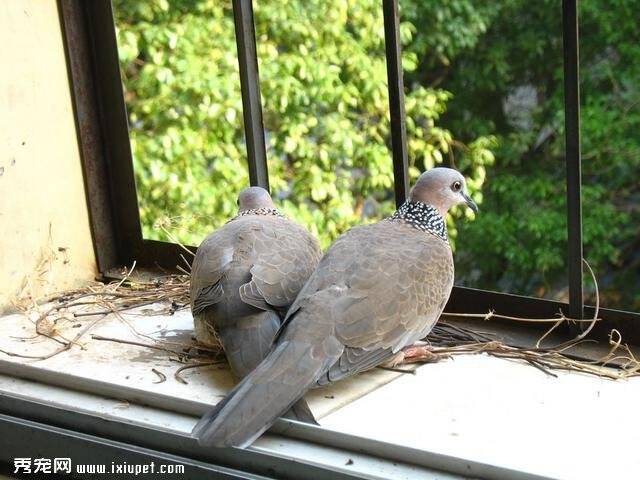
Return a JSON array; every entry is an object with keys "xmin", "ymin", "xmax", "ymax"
[
  {"xmin": 382, "ymin": 0, "xmax": 410, "ymax": 208},
  {"xmin": 562, "ymin": 0, "xmax": 584, "ymax": 321},
  {"xmin": 232, "ymin": 0, "xmax": 269, "ymax": 189},
  {"xmin": 58, "ymin": 0, "xmax": 640, "ymax": 342}
]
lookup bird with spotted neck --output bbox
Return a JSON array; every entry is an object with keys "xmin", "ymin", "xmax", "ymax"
[
  {"xmin": 192, "ymin": 168, "xmax": 478, "ymax": 448},
  {"xmin": 190, "ymin": 186, "xmax": 321, "ymax": 422}
]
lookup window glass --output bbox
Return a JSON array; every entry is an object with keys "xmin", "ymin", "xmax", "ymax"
[
  {"xmin": 257, "ymin": 1, "xmax": 495, "ymax": 250},
  {"xmin": 114, "ymin": 1, "xmax": 247, "ymax": 245},
  {"xmin": 113, "ymin": 1, "xmax": 637, "ymax": 311},
  {"xmin": 405, "ymin": 1, "xmax": 571, "ymax": 300},
  {"xmin": 578, "ymin": 1, "xmax": 640, "ymax": 311},
  {"xmin": 254, "ymin": 1, "xmax": 391, "ymax": 248}
]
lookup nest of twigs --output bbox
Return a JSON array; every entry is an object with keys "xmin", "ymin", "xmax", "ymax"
[{"xmin": 5, "ymin": 264, "xmax": 640, "ymax": 381}]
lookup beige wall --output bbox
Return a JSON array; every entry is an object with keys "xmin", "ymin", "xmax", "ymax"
[{"xmin": 0, "ymin": 1, "xmax": 98, "ymax": 312}]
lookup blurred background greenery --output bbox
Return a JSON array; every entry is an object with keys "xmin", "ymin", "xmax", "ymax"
[{"xmin": 113, "ymin": 0, "xmax": 639, "ymax": 311}]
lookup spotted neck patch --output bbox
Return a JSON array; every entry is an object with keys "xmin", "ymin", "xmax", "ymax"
[
  {"xmin": 388, "ymin": 201, "xmax": 448, "ymax": 242},
  {"xmin": 230, "ymin": 208, "xmax": 285, "ymax": 222}
]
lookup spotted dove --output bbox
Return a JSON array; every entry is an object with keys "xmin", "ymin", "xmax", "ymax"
[
  {"xmin": 192, "ymin": 168, "xmax": 478, "ymax": 447},
  {"xmin": 190, "ymin": 186, "xmax": 321, "ymax": 420}
]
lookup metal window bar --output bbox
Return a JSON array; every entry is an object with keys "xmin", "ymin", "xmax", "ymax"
[
  {"xmin": 382, "ymin": 0, "xmax": 410, "ymax": 208},
  {"xmin": 233, "ymin": 0, "xmax": 270, "ymax": 190},
  {"xmin": 562, "ymin": 0, "xmax": 584, "ymax": 320},
  {"xmin": 59, "ymin": 0, "xmax": 640, "ymax": 342}
]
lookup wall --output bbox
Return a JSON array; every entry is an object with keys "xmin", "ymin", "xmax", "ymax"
[{"xmin": 0, "ymin": 1, "xmax": 97, "ymax": 312}]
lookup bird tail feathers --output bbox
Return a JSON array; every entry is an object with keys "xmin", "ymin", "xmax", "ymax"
[
  {"xmin": 192, "ymin": 339, "xmax": 329, "ymax": 448},
  {"xmin": 283, "ymin": 398, "xmax": 319, "ymax": 425}
]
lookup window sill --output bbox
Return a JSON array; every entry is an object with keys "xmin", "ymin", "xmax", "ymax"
[{"xmin": 1, "ymin": 302, "xmax": 637, "ymax": 479}]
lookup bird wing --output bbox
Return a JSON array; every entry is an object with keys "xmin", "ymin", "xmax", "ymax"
[
  {"xmin": 284, "ymin": 221, "xmax": 454, "ymax": 379},
  {"xmin": 191, "ymin": 217, "xmax": 320, "ymax": 315},
  {"xmin": 190, "ymin": 228, "xmax": 236, "ymax": 316},
  {"xmin": 239, "ymin": 217, "xmax": 321, "ymax": 311}
]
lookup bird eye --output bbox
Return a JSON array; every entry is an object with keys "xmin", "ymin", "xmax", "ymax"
[{"xmin": 452, "ymin": 181, "xmax": 462, "ymax": 192}]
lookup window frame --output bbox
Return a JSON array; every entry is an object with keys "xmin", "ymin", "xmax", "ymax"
[
  {"xmin": 0, "ymin": 1, "xmax": 636, "ymax": 476},
  {"xmin": 60, "ymin": 0, "xmax": 640, "ymax": 343},
  {"xmin": 0, "ymin": 383, "xmax": 539, "ymax": 479}
]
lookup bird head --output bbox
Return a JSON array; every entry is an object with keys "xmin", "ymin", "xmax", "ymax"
[
  {"xmin": 409, "ymin": 167, "xmax": 478, "ymax": 217},
  {"xmin": 237, "ymin": 186, "xmax": 276, "ymax": 212}
]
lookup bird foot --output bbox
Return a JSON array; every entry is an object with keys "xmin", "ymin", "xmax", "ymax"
[{"xmin": 399, "ymin": 344, "xmax": 451, "ymax": 364}]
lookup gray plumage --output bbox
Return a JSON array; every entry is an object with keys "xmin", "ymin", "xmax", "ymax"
[
  {"xmin": 190, "ymin": 187, "xmax": 321, "ymax": 403},
  {"xmin": 192, "ymin": 168, "xmax": 478, "ymax": 448}
]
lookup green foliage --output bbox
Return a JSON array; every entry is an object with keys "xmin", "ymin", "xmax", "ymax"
[
  {"xmin": 113, "ymin": 0, "xmax": 493, "ymax": 250},
  {"xmin": 114, "ymin": 0, "xmax": 638, "ymax": 310}
]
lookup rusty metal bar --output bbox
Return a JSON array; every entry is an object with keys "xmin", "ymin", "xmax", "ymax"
[
  {"xmin": 58, "ymin": 0, "xmax": 119, "ymax": 272},
  {"xmin": 58, "ymin": 0, "xmax": 142, "ymax": 268}
]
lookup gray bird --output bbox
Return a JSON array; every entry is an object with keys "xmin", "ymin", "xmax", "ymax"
[
  {"xmin": 190, "ymin": 186, "xmax": 321, "ymax": 419},
  {"xmin": 192, "ymin": 168, "xmax": 478, "ymax": 448}
]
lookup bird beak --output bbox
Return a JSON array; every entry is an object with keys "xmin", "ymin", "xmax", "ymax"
[{"xmin": 462, "ymin": 192, "xmax": 478, "ymax": 213}]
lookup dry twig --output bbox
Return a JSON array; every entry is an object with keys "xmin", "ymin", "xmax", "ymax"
[
  {"xmin": 174, "ymin": 361, "xmax": 224, "ymax": 384},
  {"xmin": 151, "ymin": 368, "xmax": 167, "ymax": 384}
]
